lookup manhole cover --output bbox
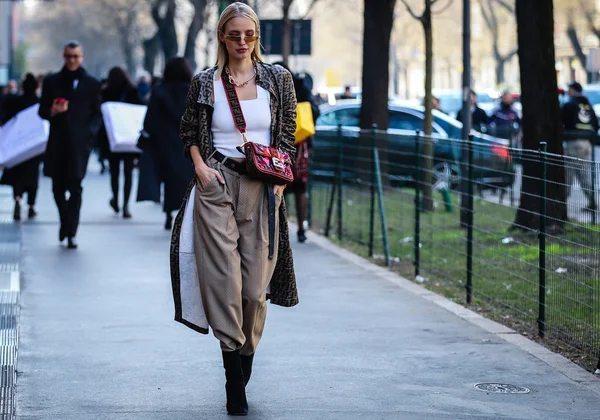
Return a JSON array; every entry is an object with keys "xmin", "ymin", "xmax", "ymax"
[{"xmin": 474, "ymin": 383, "xmax": 530, "ymax": 394}]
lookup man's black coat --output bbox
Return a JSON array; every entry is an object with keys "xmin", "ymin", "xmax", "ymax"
[{"xmin": 38, "ymin": 67, "xmax": 102, "ymax": 180}]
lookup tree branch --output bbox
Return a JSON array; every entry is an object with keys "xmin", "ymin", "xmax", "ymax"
[
  {"xmin": 302, "ymin": 0, "xmax": 321, "ymax": 19},
  {"xmin": 400, "ymin": 0, "xmax": 423, "ymax": 21},
  {"xmin": 579, "ymin": 0, "xmax": 600, "ymax": 40},
  {"xmin": 492, "ymin": 0, "xmax": 514, "ymax": 14},
  {"xmin": 431, "ymin": 0, "xmax": 453, "ymax": 16}
]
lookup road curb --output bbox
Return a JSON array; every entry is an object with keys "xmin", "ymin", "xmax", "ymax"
[{"xmin": 298, "ymin": 225, "xmax": 600, "ymax": 397}]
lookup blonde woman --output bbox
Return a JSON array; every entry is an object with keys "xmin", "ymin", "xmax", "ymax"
[{"xmin": 171, "ymin": 2, "xmax": 299, "ymax": 416}]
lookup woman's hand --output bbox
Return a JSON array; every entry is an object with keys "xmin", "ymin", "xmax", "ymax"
[
  {"xmin": 195, "ymin": 162, "xmax": 224, "ymax": 189},
  {"xmin": 274, "ymin": 184, "xmax": 286, "ymax": 197}
]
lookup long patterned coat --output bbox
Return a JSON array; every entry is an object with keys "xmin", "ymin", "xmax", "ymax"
[{"xmin": 170, "ymin": 62, "xmax": 299, "ymax": 334}]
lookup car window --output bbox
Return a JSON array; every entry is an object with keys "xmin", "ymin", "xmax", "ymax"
[
  {"xmin": 389, "ymin": 111, "xmax": 423, "ymax": 131},
  {"xmin": 584, "ymin": 90, "xmax": 600, "ymax": 106},
  {"xmin": 316, "ymin": 107, "xmax": 360, "ymax": 127}
]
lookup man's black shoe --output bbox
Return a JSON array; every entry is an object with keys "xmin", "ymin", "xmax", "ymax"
[
  {"xmin": 110, "ymin": 198, "xmax": 119, "ymax": 213},
  {"xmin": 59, "ymin": 226, "xmax": 67, "ymax": 242},
  {"xmin": 13, "ymin": 201, "xmax": 20, "ymax": 221},
  {"xmin": 67, "ymin": 237, "xmax": 78, "ymax": 249},
  {"xmin": 28, "ymin": 208, "xmax": 37, "ymax": 219},
  {"xmin": 123, "ymin": 207, "xmax": 132, "ymax": 219}
]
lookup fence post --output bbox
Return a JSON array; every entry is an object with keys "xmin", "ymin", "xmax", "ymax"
[
  {"xmin": 373, "ymin": 146, "xmax": 390, "ymax": 266},
  {"xmin": 414, "ymin": 131, "xmax": 421, "ymax": 277},
  {"xmin": 324, "ymin": 124, "xmax": 342, "ymax": 237},
  {"xmin": 538, "ymin": 141, "xmax": 547, "ymax": 338},
  {"xmin": 466, "ymin": 135, "xmax": 474, "ymax": 305},
  {"xmin": 591, "ymin": 141, "xmax": 597, "ymax": 226},
  {"xmin": 369, "ymin": 124, "xmax": 377, "ymax": 257},
  {"xmin": 337, "ymin": 125, "xmax": 344, "ymax": 240}
]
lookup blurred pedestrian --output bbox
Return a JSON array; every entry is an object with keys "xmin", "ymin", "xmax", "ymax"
[
  {"xmin": 490, "ymin": 91, "xmax": 520, "ymax": 139},
  {"xmin": 273, "ymin": 62, "xmax": 320, "ymax": 243},
  {"xmin": 432, "ymin": 96, "xmax": 442, "ymax": 112},
  {"xmin": 6, "ymin": 80, "xmax": 18, "ymax": 95},
  {"xmin": 99, "ymin": 67, "xmax": 143, "ymax": 219},
  {"xmin": 457, "ymin": 89, "xmax": 489, "ymax": 132},
  {"xmin": 38, "ymin": 40, "xmax": 102, "ymax": 249},
  {"xmin": 142, "ymin": 57, "xmax": 195, "ymax": 229},
  {"xmin": 136, "ymin": 75, "xmax": 151, "ymax": 103},
  {"xmin": 0, "ymin": 74, "xmax": 42, "ymax": 221},
  {"xmin": 174, "ymin": 2, "xmax": 298, "ymax": 416},
  {"xmin": 561, "ymin": 81, "xmax": 598, "ymax": 212},
  {"xmin": 341, "ymin": 85, "xmax": 354, "ymax": 99}
]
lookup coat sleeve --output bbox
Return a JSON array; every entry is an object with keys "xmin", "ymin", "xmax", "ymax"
[
  {"xmin": 180, "ymin": 75, "xmax": 202, "ymax": 159},
  {"xmin": 38, "ymin": 78, "xmax": 54, "ymax": 121},
  {"xmin": 279, "ymin": 70, "xmax": 297, "ymax": 161},
  {"xmin": 88, "ymin": 81, "xmax": 103, "ymax": 140}
]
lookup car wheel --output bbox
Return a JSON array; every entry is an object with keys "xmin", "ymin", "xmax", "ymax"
[{"xmin": 433, "ymin": 162, "xmax": 461, "ymax": 190}]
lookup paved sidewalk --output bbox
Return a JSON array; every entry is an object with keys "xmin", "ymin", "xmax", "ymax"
[{"xmin": 15, "ymin": 169, "xmax": 600, "ymax": 419}]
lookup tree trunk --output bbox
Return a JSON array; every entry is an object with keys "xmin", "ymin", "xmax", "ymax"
[
  {"xmin": 152, "ymin": 0, "xmax": 178, "ymax": 61},
  {"xmin": 566, "ymin": 25, "xmax": 592, "ymax": 84},
  {"xmin": 495, "ymin": 57, "xmax": 505, "ymax": 86},
  {"xmin": 281, "ymin": 0, "xmax": 293, "ymax": 66},
  {"xmin": 359, "ymin": 0, "xmax": 396, "ymax": 130},
  {"xmin": 359, "ymin": 0, "xmax": 396, "ymax": 187},
  {"xmin": 143, "ymin": 34, "xmax": 161, "ymax": 75},
  {"xmin": 119, "ymin": 11, "xmax": 138, "ymax": 77},
  {"xmin": 185, "ymin": 0, "xmax": 208, "ymax": 72},
  {"xmin": 514, "ymin": 0, "xmax": 566, "ymax": 231},
  {"xmin": 421, "ymin": 1, "xmax": 434, "ymax": 212}
]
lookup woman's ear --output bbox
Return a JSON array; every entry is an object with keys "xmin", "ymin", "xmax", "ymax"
[{"xmin": 218, "ymin": 31, "xmax": 225, "ymax": 43}]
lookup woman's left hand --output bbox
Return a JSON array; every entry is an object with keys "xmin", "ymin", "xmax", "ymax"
[{"xmin": 274, "ymin": 185, "xmax": 286, "ymax": 197}]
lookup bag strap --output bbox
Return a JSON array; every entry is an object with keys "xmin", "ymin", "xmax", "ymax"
[{"xmin": 221, "ymin": 70, "xmax": 248, "ymax": 142}]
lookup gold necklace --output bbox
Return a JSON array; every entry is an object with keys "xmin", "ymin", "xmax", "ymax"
[{"xmin": 225, "ymin": 66, "xmax": 256, "ymax": 88}]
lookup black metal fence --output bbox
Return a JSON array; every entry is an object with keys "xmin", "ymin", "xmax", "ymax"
[{"xmin": 306, "ymin": 127, "xmax": 600, "ymax": 371}]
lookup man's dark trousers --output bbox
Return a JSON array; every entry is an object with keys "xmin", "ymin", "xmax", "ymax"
[{"xmin": 52, "ymin": 171, "xmax": 83, "ymax": 238}]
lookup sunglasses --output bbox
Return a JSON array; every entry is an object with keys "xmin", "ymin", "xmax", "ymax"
[
  {"xmin": 224, "ymin": 34, "xmax": 259, "ymax": 43},
  {"xmin": 64, "ymin": 54, "xmax": 82, "ymax": 59}
]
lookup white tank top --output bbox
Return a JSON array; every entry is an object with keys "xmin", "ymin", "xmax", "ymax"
[{"xmin": 212, "ymin": 75, "xmax": 272, "ymax": 158}]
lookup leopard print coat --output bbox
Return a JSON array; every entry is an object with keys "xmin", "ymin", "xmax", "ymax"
[{"xmin": 171, "ymin": 63, "xmax": 299, "ymax": 324}]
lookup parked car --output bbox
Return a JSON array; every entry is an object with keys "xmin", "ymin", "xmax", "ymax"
[
  {"xmin": 312, "ymin": 101, "xmax": 515, "ymax": 190},
  {"xmin": 433, "ymin": 89, "xmax": 496, "ymax": 119},
  {"xmin": 582, "ymin": 85, "xmax": 600, "ymax": 117}
]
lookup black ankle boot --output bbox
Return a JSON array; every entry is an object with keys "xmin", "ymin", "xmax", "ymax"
[
  {"xmin": 222, "ymin": 350, "xmax": 248, "ymax": 416},
  {"xmin": 240, "ymin": 354, "xmax": 254, "ymax": 386}
]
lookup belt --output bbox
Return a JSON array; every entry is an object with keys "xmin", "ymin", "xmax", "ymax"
[
  {"xmin": 211, "ymin": 150, "xmax": 247, "ymax": 174},
  {"xmin": 210, "ymin": 149, "xmax": 277, "ymax": 260}
]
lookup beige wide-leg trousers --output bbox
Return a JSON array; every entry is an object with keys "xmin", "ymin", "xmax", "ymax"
[{"xmin": 193, "ymin": 158, "xmax": 280, "ymax": 355}]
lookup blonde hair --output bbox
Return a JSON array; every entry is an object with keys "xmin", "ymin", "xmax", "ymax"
[{"xmin": 215, "ymin": 2, "xmax": 264, "ymax": 80}]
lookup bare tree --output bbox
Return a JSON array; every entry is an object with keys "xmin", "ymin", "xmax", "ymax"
[
  {"xmin": 566, "ymin": 7, "xmax": 592, "ymax": 84},
  {"xmin": 513, "ymin": 0, "xmax": 566, "ymax": 231},
  {"xmin": 479, "ymin": 0, "xmax": 517, "ymax": 87},
  {"xmin": 280, "ymin": 0, "xmax": 322, "ymax": 65},
  {"xmin": 185, "ymin": 0, "xmax": 210, "ymax": 71},
  {"xmin": 400, "ymin": 0, "xmax": 453, "ymax": 211},
  {"xmin": 97, "ymin": 0, "xmax": 148, "ymax": 76}
]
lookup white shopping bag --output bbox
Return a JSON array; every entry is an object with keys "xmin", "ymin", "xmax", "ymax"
[
  {"xmin": 0, "ymin": 104, "xmax": 49, "ymax": 168},
  {"xmin": 101, "ymin": 102, "xmax": 147, "ymax": 153}
]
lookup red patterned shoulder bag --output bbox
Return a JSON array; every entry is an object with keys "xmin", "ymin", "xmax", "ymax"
[{"xmin": 221, "ymin": 69, "xmax": 294, "ymax": 185}]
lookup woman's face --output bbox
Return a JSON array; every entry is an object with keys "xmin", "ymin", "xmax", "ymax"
[{"xmin": 220, "ymin": 16, "xmax": 258, "ymax": 62}]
